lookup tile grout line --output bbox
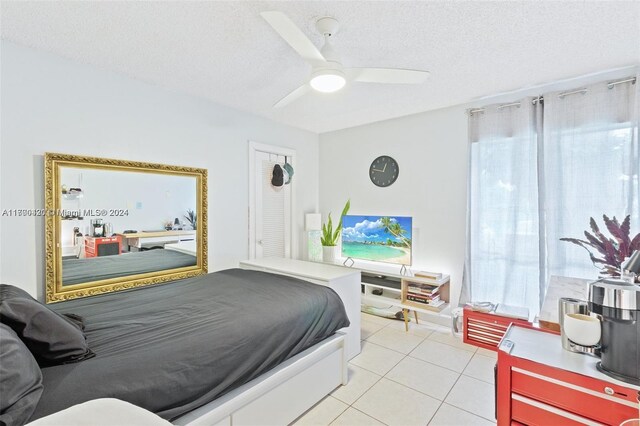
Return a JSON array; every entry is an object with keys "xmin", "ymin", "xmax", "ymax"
[
  {"xmin": 351, "ymin": 325, "xmax": 441, "ymax": 426},
  {"xmin": 300, "ymin": 322, "xmax": 493, "ymax": 425},
  {"xmin": 439, "ymin": 345, "xmax": 477, "ymax": 401},
  {"xmin": 324, "ymin": 395, "xmax": 350, "ymax": 425},
  {"xmin": 460, "ymin": 372, "xmax": 495, "ymax": 386},
  {"xmin": 346, "ymin": 336, "xmax": 415, "ymax": 425},
  {"xmin": 332, "ymin": 364, "xmax": 386, "ymax": 406},
  {"xmin": 357, "ymin": 339, "xmax": 416, "ymax": 357},
  {"xmin": 438, "ymin": 356, "xmax": 498, "ymax": 424},
  {"xmin": 336, "ymin": 405, "xmax": 390, "ymax": 426},
  {"xmin": 356, "ymin": 315, "xmax": 497, "ymax": 425},
  {"xmin": 424, "ymin": 343, "xmax": 480, "ymax": 425},
  {"xmin": 382, "ymin": 375, "xmax": 452, "ymax": 402},
  {"xmin": 404, "ymin": 353, "xmax": 471, "ymax": 376},
  {"xmin": 333, "ymin": 321, "xmax": 392, "ymax": 426},
  {"xmin": 430, "ymin": 402, "xmax": 497, "ymax": 425}
]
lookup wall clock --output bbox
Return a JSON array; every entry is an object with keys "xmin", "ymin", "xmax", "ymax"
[{"xmin": 369, "ymin": 156, "xmax": 399, "ymax": 187}]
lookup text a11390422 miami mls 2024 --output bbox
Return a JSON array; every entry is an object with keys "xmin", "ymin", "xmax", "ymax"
[{"xmin": 1, "ymin": 208, "xmax": 130, "ymax": 218}]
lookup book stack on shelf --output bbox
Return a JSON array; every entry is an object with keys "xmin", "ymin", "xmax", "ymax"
[
  {"xmin": 405, "ymin": 283, "xmax": 445, "ymax": 308},
  {"xmin": 401, "ymin": 272, "xmax": 449, "ymax": 312}
]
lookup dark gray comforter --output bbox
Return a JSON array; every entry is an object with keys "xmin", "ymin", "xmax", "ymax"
[
  {"xmin": 31, "ymin": 268, "xmax": 349, "ymax": 421},
  {"xmin": 62, "ymin": 249, "xmax": 197, "ymax": 285}
]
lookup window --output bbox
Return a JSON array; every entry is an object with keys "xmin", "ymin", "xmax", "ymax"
[
  {"xmin": 466, "ymin": 78, "xmax": 638, "ymax": 315},
  {"xmin": 467, "ymin": 102, "xmax": 542, "ymax": 313}
]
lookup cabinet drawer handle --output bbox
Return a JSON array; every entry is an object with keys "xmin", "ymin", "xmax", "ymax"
[{"xmin": 604, "ymin": 387, "xmax": 614, "ymax": 395}]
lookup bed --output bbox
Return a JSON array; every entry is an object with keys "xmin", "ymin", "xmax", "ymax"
[
  {"xmin": 28, "ymin": 268, "xmax": 350, "ymax": 424},
  {"xmin": 61, "ymin": 249, "xmax": 197, "ymax": 285}
]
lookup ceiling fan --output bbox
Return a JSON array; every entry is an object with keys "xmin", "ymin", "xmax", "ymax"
[{"xmin": 261, "ymin": 11, "xmax": 430, "ymax": 108}]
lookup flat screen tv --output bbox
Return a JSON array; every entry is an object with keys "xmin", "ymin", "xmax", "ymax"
[{"xmin": 341, "ymin": 215, "xmax": 412, "ymax": 265}]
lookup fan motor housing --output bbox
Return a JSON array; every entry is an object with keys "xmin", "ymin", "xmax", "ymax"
[{"xmin": 315, "ymin": 16, "xmax": 339, "ymax": 37}]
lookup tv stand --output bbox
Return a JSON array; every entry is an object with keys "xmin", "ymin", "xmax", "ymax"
[
  {"xmin": 356, "ymin": 267, "xmax": 451, "ymax": 329},
  {"xmin": 342, "ymin": 257, "xmax": 355, "ymax": 267},
  {"xmin": 342, "ymin": 257, "xmax": 411, "ymax": 276}
]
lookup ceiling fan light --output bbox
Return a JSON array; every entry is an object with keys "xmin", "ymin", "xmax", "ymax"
[{"xmin": 310, "ymin": 70, "xmax": 346, "ymax": 93}]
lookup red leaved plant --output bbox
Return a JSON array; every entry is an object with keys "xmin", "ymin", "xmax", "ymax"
[{"xmin": 560, "ymin": 215, "xmax": 640, "ymax": 279}]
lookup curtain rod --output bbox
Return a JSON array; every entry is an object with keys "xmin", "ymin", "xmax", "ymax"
[
  {"xmin": 470, "ymin": 76, "xmax": 637, "ymax": 112},
  {"xmin": 497, "ymin": 102, "xmax": 521, "ymax": 110},
  {"xmin": 468, "ymin": 101, "xmax": 521, "ymax": 114},
  {"xmin": 608, "ymin": 77, "xmax": 636, "ymax": 88},
  {"xmin": 558, "ymin": 88, "xmax": 588, "ymax": 99}
]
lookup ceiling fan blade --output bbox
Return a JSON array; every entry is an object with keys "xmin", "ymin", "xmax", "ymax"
[
  {"xmin": 261, "ymin": 11, "xmax": 325, "ymax": 65},
  {"xmin": 273, "ymin": 84, "xmax": 310, "ymax": 108},
  {"xmin": 346, "ymin": 68, "xmax": 430, "ymax": 84}
]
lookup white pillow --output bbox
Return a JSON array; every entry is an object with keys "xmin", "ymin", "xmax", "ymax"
[{"xmin": 27, "ymin": 399, "xmax": 171, "ymax": 426}]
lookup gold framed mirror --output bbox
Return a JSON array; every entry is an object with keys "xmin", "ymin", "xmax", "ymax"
[{"xmin": 44, "ymin": 153, "xmax": 207, "ymax": 303}]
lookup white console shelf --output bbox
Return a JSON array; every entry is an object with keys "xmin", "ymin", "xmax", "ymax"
[{"xmin": 325, "ymin": 261, "xmax": 452, "ymax": 328}]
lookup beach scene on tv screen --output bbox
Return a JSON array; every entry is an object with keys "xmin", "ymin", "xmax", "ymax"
[{"xmin": 341, "ymin": 215, "xmax": 412, "ymax": 265}]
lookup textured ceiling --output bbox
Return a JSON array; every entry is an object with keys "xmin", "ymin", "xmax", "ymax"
[{"xmin": 2, "ymin": 1, "xmax": 639, "ymax": 133}]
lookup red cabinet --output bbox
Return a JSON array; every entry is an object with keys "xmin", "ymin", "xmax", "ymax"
[
  {"xmin": 497, "ymin": 325, "xmax": 638, "ymax": 425},
  {"xmin": 463, "ymin": 306, "xmax": 531, "ymax": 351},
  {"xmin": 84, "ymin": 236, "xmax": 122, "ymax": 258}
]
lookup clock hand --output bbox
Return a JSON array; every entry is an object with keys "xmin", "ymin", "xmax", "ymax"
[
  {"xmin": 382, "ymin": 162, "xmax": 387, "ymax": 172},
  {"xmin": 372, "ymin": 168, "xmax": 384, "ymax": 172}
]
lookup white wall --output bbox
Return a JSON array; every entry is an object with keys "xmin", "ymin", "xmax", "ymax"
[
  {"xmin": 319, "ymin": 105, "xmax": 469, "ymax": 307},
  {"xmin": 59, "ymin": 168, "xmax": 197, "ymax": 248},
  {"xmin": 317, "ymin": 66, "xmax": 640, "ymax": 309},
  {"xmin": 0, "ymin": 41, "xmax": 319, "ymax": 300}
]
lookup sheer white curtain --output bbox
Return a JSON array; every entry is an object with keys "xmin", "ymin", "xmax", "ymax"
[
  {"xmin": 464, "ymin": 76, "xmax": 639, "ymax": 316},
  {"xmin": 544, "ymin": 78, "xmax": 639, "ymax": 280},
  {"xmin": 466, "ymin": 99, "xmax": 542, "ymax": 313}
]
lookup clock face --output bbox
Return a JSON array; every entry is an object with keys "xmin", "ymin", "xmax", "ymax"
[{"xmin": 369, "ymin": 156, "xmax": 399, "ymax": 187}]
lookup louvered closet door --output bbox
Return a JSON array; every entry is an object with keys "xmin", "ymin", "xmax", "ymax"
[{"xmin": 254, "ymin": 151, "xmax": 291, "ymax": 258}]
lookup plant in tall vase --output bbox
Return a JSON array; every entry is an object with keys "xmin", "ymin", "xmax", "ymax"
[
  {"xmin": 321, "ymin": 200, "xmax": 350, "ymax": 263},
  {"xmin": 560, "ymin": 214, "xmax": 640, "ymax": 282},
  {"xmin": 184, "ymin": 209, "xmax": 197, "ymax": 230}
]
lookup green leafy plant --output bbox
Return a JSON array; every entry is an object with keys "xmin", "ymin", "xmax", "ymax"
[
  {"xmin": 321, "ymin": 200, "xmax": 350, "ymax": 247},
  {"xmin": 184, "ymin": 209, "xmax": 197, "ymax": 230},
  {"xmin": 381, "ymin": 216, "xmax": 412, "ymax": 248},
  {"xmin": 560, "ymin": 214, "xmax": 640, "ymax": 279}
]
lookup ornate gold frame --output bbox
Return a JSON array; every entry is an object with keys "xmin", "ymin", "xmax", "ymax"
[{"xmin": 44, "ymin": 153, "xmax": 208, "ymax": 303}]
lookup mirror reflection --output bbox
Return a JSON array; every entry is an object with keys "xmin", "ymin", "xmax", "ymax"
[
  {"xmin": 45, "ymin": 152, "xmax": 207, "ymax": 303},
  {"xmin": 60, "ymin": 167, "xmax": 198, "ymax": 286}
]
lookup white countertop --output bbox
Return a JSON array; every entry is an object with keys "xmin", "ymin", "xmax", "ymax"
[
  {"xmin": 239, "ymin": 258, "xmax": 361, "ymax": 282},
  {"xmin": 500, "ymin": 325, "xmax": 640, "ymax": 391}
]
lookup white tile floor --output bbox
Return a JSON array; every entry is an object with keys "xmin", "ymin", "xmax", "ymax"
[{"xmin": 292, "ymin": 313, "xmax": 497, "ymax": 426}]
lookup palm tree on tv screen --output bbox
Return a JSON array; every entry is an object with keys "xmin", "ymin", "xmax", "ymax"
[{"xmin": 380, "ymin": 217, "xmax": 411, "ymax": 248}]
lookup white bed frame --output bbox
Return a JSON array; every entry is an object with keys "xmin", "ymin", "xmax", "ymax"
[{"xmin": 174, "ymin": 332, "xmax": 348, "ymax": 426}]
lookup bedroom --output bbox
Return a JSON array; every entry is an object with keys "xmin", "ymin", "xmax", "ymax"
[{"xmin": 0, "ymin": 1, "xmax": 639, "ymax": 425}]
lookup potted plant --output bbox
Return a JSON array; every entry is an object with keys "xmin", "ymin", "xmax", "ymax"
[
  {"xmin": 321, "ymin": 200, "xmax": 350, "ymax": 263},
  {"xmin": 184, "ymin": 209, "xmax": 197, "ymax": 230},
  {"xmin": 560, "ymin": 214, "xmax": 640, "ymax": 281}
]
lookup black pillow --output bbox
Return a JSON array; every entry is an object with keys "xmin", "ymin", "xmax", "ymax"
[
  {"xmin": 0, "ymin": 323, "xmax": 44, "ymax": 426},
  {"xmin": 0, "ymin": 284, "xmax": 94, "ymax": 365}
]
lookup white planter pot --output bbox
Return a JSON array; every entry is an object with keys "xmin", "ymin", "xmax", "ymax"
[{"xmin": 322, "ymin": 246, "xmax": 339, "ymax": 263}]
